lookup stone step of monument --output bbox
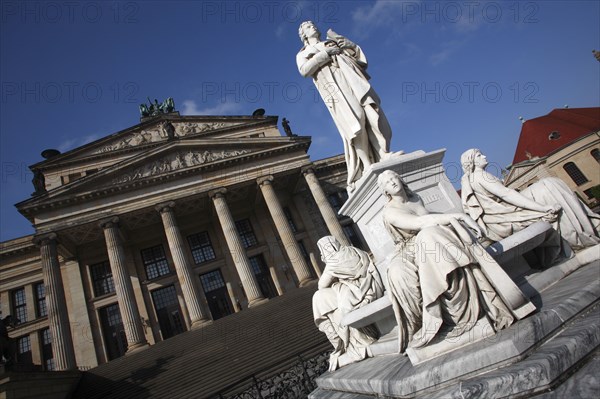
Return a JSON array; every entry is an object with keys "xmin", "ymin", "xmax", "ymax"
[
  {"xmin": 369, "ymin": 326, "xmax": 398, "ymax": 357},
  {"xmin": 311, "ymin": 260, "xmax": 600, "ymax": 398},
  {"xmin": 73, "ymin": 284, "xmax": 329, "ymax": 399}
]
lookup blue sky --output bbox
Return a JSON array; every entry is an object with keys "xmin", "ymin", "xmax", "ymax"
[{"xmin": 1, "ymin": 0, "xmax": 599, "ymax": 241}]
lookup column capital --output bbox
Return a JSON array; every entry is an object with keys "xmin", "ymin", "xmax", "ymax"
[
  {"xmin": 208, "ymin": 187, "xmax": 227, "ymax": 199},
  {"xmin": 99, "ymin": 216, "xmax": 120, "ymax": 230},
  {"xmin": 256, "ymin": 175, "xmax": 274, "ymax": 187},
  {"xmin": 32, "ymin": 232, "xmax": 58, "ymax": 247},
  {"xmin": 155, "ymin": 200, "xmax": 176, "ymax": 214},
  {"xmin": 301, "ymin": 165, "xmax": 316, "ymax": 176}
]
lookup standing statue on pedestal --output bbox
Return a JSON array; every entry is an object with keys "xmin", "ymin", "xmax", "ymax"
[
  {"xmin": 297, "ymin": 21, "xmax": 395, "ymax": 189},
  {"xmin": 460, "ymin": 149, "xmax": 600, "ymax": 251},
  {"xmin": 312, "ymin": 236, "xmax": 384, "ymax": 371},
  {"xmin": 377, "ymin": 170, "xmax": 516, "ymax": 353}
]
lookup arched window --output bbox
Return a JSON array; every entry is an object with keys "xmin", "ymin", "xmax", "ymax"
[
  {"xmin": 591, "ymin": 148, "xmax": 600, "ymax": 164},
  {"xmin": 563, "ymin": 162, "xmax": 588, "ymax": 186}
]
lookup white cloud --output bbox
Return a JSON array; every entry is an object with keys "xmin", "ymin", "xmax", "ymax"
[
  {"xmin": 275, "ymin": 24, "xmax": 287, "ymax": 40},
  {"xmin": 429, "ymin": 40, "xmax": 463, "ymax": 66},
  {"xmin": 182, "ymin": 99, "xmax": 242, "ymax": 115},
  {"xmin": 56, "ymin": 133, "xmax": 101, "ymax": 153},
  {"xmin": 351, "ymin": 0, "xmax": 417, "ymax": 39}
]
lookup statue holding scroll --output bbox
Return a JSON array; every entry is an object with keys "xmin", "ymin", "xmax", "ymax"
[{"xmin": 297, "ymin": 21, "xmax": 395, "ymax": 189}]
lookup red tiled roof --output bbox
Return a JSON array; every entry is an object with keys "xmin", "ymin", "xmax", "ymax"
[{"xmin": 512, "ymin": 107, "xmax": 600, "ymax": 164}]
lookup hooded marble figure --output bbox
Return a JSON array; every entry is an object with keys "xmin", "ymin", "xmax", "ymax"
[
  {"xmin": 312, "ymin": 236, "xmax": 384, "ymax": 371},
  {"xmin": 460, "ymin": 148, "xmax": 600, "ymax": 251},
  {"xmin": 296, "ymin": 21, "xmax": 395, "ymax": 189},
  {"xmin": 377, "ymin": 170, "xmax": 516, "ymax": 353}
]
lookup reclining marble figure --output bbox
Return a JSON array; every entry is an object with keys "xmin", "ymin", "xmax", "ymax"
[
  {"xmin": 313, "ymin": 236, "xmax": 384, "ymax": 371},
  {"xmin": 377, "ymin": 170, "xmax": 536, "ymax": 354},
  {"xmin": 461, "ymin": 148, "xmax": 600, "ymax": 253}
]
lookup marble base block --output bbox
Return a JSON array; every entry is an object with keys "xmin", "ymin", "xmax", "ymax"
[
  {"xmin": 339, "ymin": 149, "xmax": 462, "ymax": 265},
  {"xmin": 406, "ymin": 317, "xmax": 495, "ymax": 365}
]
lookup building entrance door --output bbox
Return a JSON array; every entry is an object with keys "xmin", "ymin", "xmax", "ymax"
[
  {"xmin": 200, "ymin": 269, "xmax": 233, "ymax": 320},
  {"xmin": 99, "ymin": 303, "xmax": 127, "ymax": 361},
  {"xmin": 249, "ymin": 254, "xmax": 277, "ymax": 299},
  {"xmin": 151, "ymin": 285, "xmax": 186, "ymax": 340}
]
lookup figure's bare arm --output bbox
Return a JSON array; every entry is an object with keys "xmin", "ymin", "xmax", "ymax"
[
  {"xmin": 318, "ymin": 270, "xmax": 336, "ymax": 289},
  {"xmin": 385, "ymin": 207, "xmax": 482, "ymax": 237},
  {"xmin": 478, "ymin": 174, "xmax": 554, "ymax": 212}
]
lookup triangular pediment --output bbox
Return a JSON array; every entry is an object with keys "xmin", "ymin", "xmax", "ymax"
[
  {"xmin": 90, "ymin": 120, "xmax": 249, "ymax": 155},
  {"xmin": 18, "ymin": 136, "xmax": 311, "ymax": 213},
  {"xmin": 32, "ymin": 116, "xmax": 279, "ymax": 170}
]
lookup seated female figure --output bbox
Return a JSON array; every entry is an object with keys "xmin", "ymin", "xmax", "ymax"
[
  {"xmin": 461, "ymin": 148, "xmax": 600, "ymax": 251},
  {"xmin": 377, "ymin": 170, "xmax": 514, "ymax": 353},
  {"xmin": 312, "ymin": 236, "xmax": 384, "ymax": 370}
]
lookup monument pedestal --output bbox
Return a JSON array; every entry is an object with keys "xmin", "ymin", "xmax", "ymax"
[
  {"xmin": 340, "ymin": 149, "xmax": 463, "ymax": 266},
  {"xmin": 310, "ymin": 259, "xmax": 600, "ymax": 398}
]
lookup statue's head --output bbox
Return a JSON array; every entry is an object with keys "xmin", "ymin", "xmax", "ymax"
[
  {"xmin": 377, "ymin": 170, "xmax": 415, "ymax": 200},
  {"xmin": 460, "ymin": 148, "xmax": 484, "ymax": 174},
  {"xmin": 317, "ymin": 235, "xmax": 341, "ymax": 262},
  {"xmin": 299, "ymin": 21, "xmax": 320, "ymax": 44}
]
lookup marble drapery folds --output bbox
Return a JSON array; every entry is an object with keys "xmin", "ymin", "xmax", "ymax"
[
  {"xmin": 297, "ymin": 22, "xmax": 392, "ymax": 188},
  {"xmin": 461, "ymin": 148, "xmax": 600, "ymax": 251},
  {"xmin": 312, "ymin": 236, "xmax": 384, "ymax": 371}
]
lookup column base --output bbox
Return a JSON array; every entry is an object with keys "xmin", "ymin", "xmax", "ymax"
[
  {"xmin": 126, "ymin": 341, "xmax": 149, "ymax": 355},
  {"xmin": 191, "ymin": 318, "xmax": 213, "ymax": 330},
  {"xmin": 299, "ymin": 278, "xmax": 318, "ymax": 287},
  {"xmin": 248, "ymin": 297, "xmax": 269, "ymax": 307}
]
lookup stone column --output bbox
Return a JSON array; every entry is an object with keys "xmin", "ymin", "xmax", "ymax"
[
  {"xmin": 302, "ymin": 167, "xmax": 351, "ymax": 246},
  {"xmin": 34, "ymin": 233, "xmax": 77, "ymax": 371},
  {"xmin": 100, "ymin": 218, "xmax": 148, "ymax": 352},
  {"xmin": 156, "ymin": 201, "xmax": 211, "ymax": 328},
  {"xmin": 257, "ymin": 176, "xmax": 315, "ymax": 286},
  {"xmin": 209, "ymin": 188, "xmax": 267, "ymax": 307}
]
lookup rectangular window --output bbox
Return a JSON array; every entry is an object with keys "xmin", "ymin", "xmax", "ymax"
[
  {"xmin": 327, "ymin": 191, "xmax": 348, "ymax": 213},
  {"xmin": 99, "ymin": 303, "xmax": 127, "ymax": 361},
  {"xmin": 141, "ymin": 245, "xmax": 171, "ymax": 280},
  {"xmin": 343, "ymin": 225, "xmax": 364, "ymax": 250},
  {"xmin": 235, "ymin": 219, "xmax": 258, "ymax": 248},
  {"xmin": 248, "ymin": 255, "xmax": 277, "ymax": 299},
  {"xmin": 283, "ymin": 207, "xmax": 298, "ymax": 233},
  {"xmin": 151, "ymin": 285, "xmax": 186, "ymax": 339},
  {"xmin": 187, "ymin": 232, "xmax": 216, "ymax": 264},
  {"xmin": 35, "ymin": 283, "xmax": 47, "ymax": 318},
  {"xmin": 200, "ymin": 270, "xmax": 227, "ymax": 293},
  {"xmin": 12, "ymin": 288, "xmax": 27, "ymax": 325},
  {"xmin": 16, "ymin": 335, "xmax": 32, "ymax": 364},
  {"xmin": 40, "ymin": 328, "xmax": 55, "ymax": 371},
  {"xmin": 90, "ymin": 261, "xmax": 115, "ymax": 297},
  {"xmin": 563, "ymin": 162, "xmax": 589, "ymax": 186},
  {"xmin": 297, "ymin": 240, "xmax": 309, "ymax": 260}
]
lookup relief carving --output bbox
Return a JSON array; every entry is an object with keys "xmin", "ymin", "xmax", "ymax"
[
  {"xmin": 112, "ymin": 149, "xmax": 251, "ymax": 184},
  {"xmin": 95, "ymin": 122, "xmax": 233, "ymax": 154}
]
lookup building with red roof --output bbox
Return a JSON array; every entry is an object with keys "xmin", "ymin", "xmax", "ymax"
[{"xmin": 505, "ymin": 107, "xmax": 600, "ymax": 208}]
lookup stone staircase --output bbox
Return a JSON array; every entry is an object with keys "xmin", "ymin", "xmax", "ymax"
[
  {"xmin": 73, "ymin": 283, "xmax": 329, "ymax": 399},
  {"xmin": 0, "ymin": 368, "xmax": 81, "ymax": 399}
]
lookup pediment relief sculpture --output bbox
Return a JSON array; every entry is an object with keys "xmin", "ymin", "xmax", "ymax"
[
  {"xmin": 94, "ymin": 122, "xmax": 235, "ymax": 154},
  {"xmin": 111, "ymin": 149, "xmax": 252, "ymax": 184}
]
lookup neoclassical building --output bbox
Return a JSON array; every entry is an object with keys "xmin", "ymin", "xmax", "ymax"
[
  {"xmin": 505, "ymin": 107, "xmax": 600, "ymax": 208},
  {"xmin": 0, "ymin": 112, "xmax": 363, "ymax": 371}
]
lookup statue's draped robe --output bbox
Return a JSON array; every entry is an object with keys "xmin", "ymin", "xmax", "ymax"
[
  {"xmin": 312, "ymin": 246, "xmax": 384, "ymax": 370},
  {"xmin": 462, "ymin": 171, "xmax": 600, "ymax": 250},
  {"xmin": 297, "ymin": 40, "xmax": 391, "ymax": 186},
  {"xmin": 383, "ymin": 204, "xmax": 514, "ymax": 353}
]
